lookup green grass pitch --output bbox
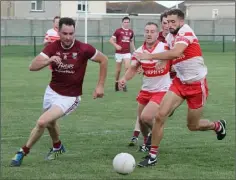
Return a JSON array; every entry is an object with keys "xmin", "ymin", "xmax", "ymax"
[{"xmin": 1, "ymin": 47, "xmax": 235, "ymax": 179}]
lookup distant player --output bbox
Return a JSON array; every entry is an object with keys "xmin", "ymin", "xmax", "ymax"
[
  {"xmin": 119, "ymin": 22, "xmax": 172, "ymax": 151},
  {"xmin": 159, "ymin": 11, "xmax": 177, "ymax": 79},
  {"xmin": 44, "ymin": 16, "xmax": 60, "ymax": 46},
  {"xmin": 10, "ymin": 17, "xmax": 108, "ymax": 167},
  {"xmin": 44, "ymin": 16, "xmax": 60, "ymax": 70},
  {"xmin": 157, "ymin": 11, "xmax": 169, "ymax": 43},
  {"xmin": 135, "ymin": 9, "xmax": 226, "ymax": 167},
  {"xmin": 109, "ymin": 16, "xmax": 136, "ymax": 92}
]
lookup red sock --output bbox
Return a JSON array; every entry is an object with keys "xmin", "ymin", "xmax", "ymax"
[
  {"xmin": 149, "ymin": 146, "xmax": 159, "ymax": 158},
  {"xmin": 133, "ymin": 131, "xmax": 140, "ymax": 138},
  {"xmin": 53, "ymin": 140, "xmax": 61, "ymax": 149},
  {"xmin": 143, "ymin": 136, "xmax": 148, "ymax": 144},
  {"xmin": 214, "ymin": 121, "xmax": 221, "ymax": 132},
  {"xmin": 22, "ymin": 145, "xmax": 30, "ymax": 155}
]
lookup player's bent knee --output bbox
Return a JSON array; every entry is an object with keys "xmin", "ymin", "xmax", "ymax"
[
  {"xmin": 157, "ymin": 109, "xmax": 169, "ymax": 119},
  {"xmin": 140, "ymin": 114, "xmax": 153, "ymax": 124},
  {"xmin": 37, "ymin": 119, "xmax": 48, "ymax": 129}
]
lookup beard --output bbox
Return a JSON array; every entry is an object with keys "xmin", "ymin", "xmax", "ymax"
[{"xmin": 170, "ymin": 26, "xmax": 181, "ymax": 35}]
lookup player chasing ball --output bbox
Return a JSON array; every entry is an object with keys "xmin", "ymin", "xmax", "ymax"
[
  {"xmin": 119, "ymin": 22, "xmax": 173, "ymax": 153},
  {"xmin": 10, "ymin": 17, "xmax": 108, "ymax": 167},
  {"xmin": 134, "ymin": 9, "xmax": 226, "ymax": 167},
  {"xmin": 128, "ymin": 11, "xmax": 176, "ymax": 148}
]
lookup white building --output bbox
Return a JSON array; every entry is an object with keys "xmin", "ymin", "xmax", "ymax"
[{"xmin": 60, "ymin": 1, "xmax": 107, "ymax": 18}]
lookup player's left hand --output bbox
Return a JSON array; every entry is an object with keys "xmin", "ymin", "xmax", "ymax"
[
  {"xmin": 134, "ymin": 52, "xmax": 152, "ymax": 60},
  {"xmin": 137, "ymin": 66, "xmax": 143, "ymax": 74},
  {"xmin": 93, "ymin": 85, "xmax": 104, "ymax": 99}
]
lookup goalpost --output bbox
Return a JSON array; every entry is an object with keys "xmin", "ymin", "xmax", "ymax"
[
  {"xmin": 75, "ymin": 2, "xmax": 180, "ymax": 44},
  {"xmin": 77, "ymin": 12, "xmax": 161, "ymax": 44}
]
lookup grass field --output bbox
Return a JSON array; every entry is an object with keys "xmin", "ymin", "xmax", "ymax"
[{"xmin": 1, "ymin": 51, "xmax": 235, "ymax": 179}]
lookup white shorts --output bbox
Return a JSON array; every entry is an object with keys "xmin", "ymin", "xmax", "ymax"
[
  {"xmin": 115, "ymin": 53, "xmax": 131, "ymax": 63},
  {"xmin": 43, "ymin": 85, "xmax": 81, "ymax": 116}
]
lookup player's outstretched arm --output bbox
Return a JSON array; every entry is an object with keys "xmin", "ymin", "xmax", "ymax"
[
  {"xmin": 135, "ymin": 43, "xmax": 187, "ymax": 60},
  {"xmin": 124, "ymin": 64, "xmax": 140, "ymax": 81},
  {"xmin": 29, "ymin": 55, "xmax": 59, "ymax": 71},
  {"xmin": 91, "ymin": 50, "xmax": 108, "ymax": 87},
  {"xmin": 90, "ymin": 51, "xmax": 108, "ymax": 99},
  {"xmin": 118, "ymin": 63, "xmax": 140, "ymax": 89},
  {"xmin": 130, "ymin": 39, "xmax": 136, "ymax": 52},
  {"xmin": 109, "ymin": 36, "xmax": 121, "ymax": 50}
]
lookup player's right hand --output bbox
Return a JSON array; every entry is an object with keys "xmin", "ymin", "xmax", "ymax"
[
  {"xmin": 118, "ymin": 78, "xmax": 126, "ymax": 90},
  {"xmin": 155, "ymin": 60, "xmax": 167, "ymax": 71},
  {"xmin": 49, "ymin": 56, "xmax": 62, "ymax": 64},
  {"xmin": 116, "ymin": 45, "xmax": 122, "ymax": 51}
]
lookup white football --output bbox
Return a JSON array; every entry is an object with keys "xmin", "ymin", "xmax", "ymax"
[{"xmin": 112, "ymin": 153, "xmax": 136, "ymax": 175}]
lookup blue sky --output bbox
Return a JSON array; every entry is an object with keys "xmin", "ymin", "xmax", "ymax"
[{"xmin": 109, "ymin": 1, "xmax": 184, "ymax": 8}]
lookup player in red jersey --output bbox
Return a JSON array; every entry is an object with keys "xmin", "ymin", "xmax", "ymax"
[
  {"xmin": 109, "ymin": 16, "xmax": 136, "ymax": 92},
  {"xmin": 10, "ymin": 17, "xmax": 108, "ymax": 167},
  {"xmin": 157, "ymin": 11, "xmax": 169, "ymax": 43},
  {"xmin": 135, "ymin": 9, "xmax": 226, "ymax": 167}
]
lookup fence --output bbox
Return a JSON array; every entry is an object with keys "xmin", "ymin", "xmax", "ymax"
[
  {"xmin": 1, "ymin": 35, "xmax": 235, "ymax": 57},
  {"xmin": 1, "ymin": 17, "xmax": 235, "ymax": 37}
]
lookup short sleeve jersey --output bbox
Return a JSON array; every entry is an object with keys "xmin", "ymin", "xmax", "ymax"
[{"xmin": 40, "ymin": 40, "xmax": 97, "ymax": 97}]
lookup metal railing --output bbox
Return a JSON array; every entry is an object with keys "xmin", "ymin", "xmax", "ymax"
[{"xmin": 1, "ymin": 35, "xmax": 235, "ymax": 57}]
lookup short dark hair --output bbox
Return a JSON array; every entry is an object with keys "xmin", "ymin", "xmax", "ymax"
[
  {"xmin": 160, "ymin": 11, "xmax": 168, "ymax": 22},
  {"xmin": 59, "ymin": 17, "xmax": 75, "ymax": 30},
  {"xmin": 145, "ymin": 22, "xmax": 158, "ymax": 29},
  {"xmin": 53, "ymin": 16, "xmax": 60, "ymax": 22},
  {"xmin": 122, "ymin": 16, "xmax": 130, "ymax": 22},
  {"xmin": 167, "ymin": 9, "xmax": 185, "ymax": 19}
]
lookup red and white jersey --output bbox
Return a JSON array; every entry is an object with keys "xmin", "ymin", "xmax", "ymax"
[
  {"xmin": 44, "ymin": 28, "xmax": 60, "ymax": 44},
  {"xmin": 132, "ymin": 41, "xmax": 172, "ymax": 92},
  {"xmin": 165, "ymin": 24, "xmax": 207, "ymax": 82}
]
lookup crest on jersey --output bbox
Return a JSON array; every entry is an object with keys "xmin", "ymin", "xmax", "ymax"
[
  {"xmin": 56, "ymin": 52, "xmax": 61, "ymax": 56},
  {"xmin": 72, "ymin": 52, "xmax": 77, "ymax": 59},
  {"xmin": 62, "ymin": 53, "xmax": 69, "ymax": 60}
]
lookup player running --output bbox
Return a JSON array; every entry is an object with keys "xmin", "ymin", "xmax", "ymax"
[
  {"xmin": 128, "ymin": 11, "xmax": 174, "ymax": 147},
  {"xmin": 119, "ymin": 22, "xmax": 172, "ymax": 152},
  {"xmin": 10, "ymin": 17, "xmax": 108, "ymax": 167},
  {"xmin": 135, "ymin": 9, "xmax": 226, "ymax": 167}
]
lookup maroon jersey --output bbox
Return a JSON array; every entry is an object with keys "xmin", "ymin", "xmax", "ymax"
[
  {"xmin": 112, "ymin": 28, "xmax": 134, "ymax": 54},
  {"xmin": 40, "ymin": 40, "xmax": 97, "ymax": 97},
  {"xmin": 157, "ymin": 31, "xmax": 166, "ymax": 43}
]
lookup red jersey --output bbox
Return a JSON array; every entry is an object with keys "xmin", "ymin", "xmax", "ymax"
[
  {"xmin": 40, "ymin": 40, "xmax": 97, "ymax": 97},
  {"xmin": 157, "ymin": 31, "xmax": 166, "ymax": 43},
  {"xmin": 112, "ymin": 28, "xmax": 134, "ymax": 54}
]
